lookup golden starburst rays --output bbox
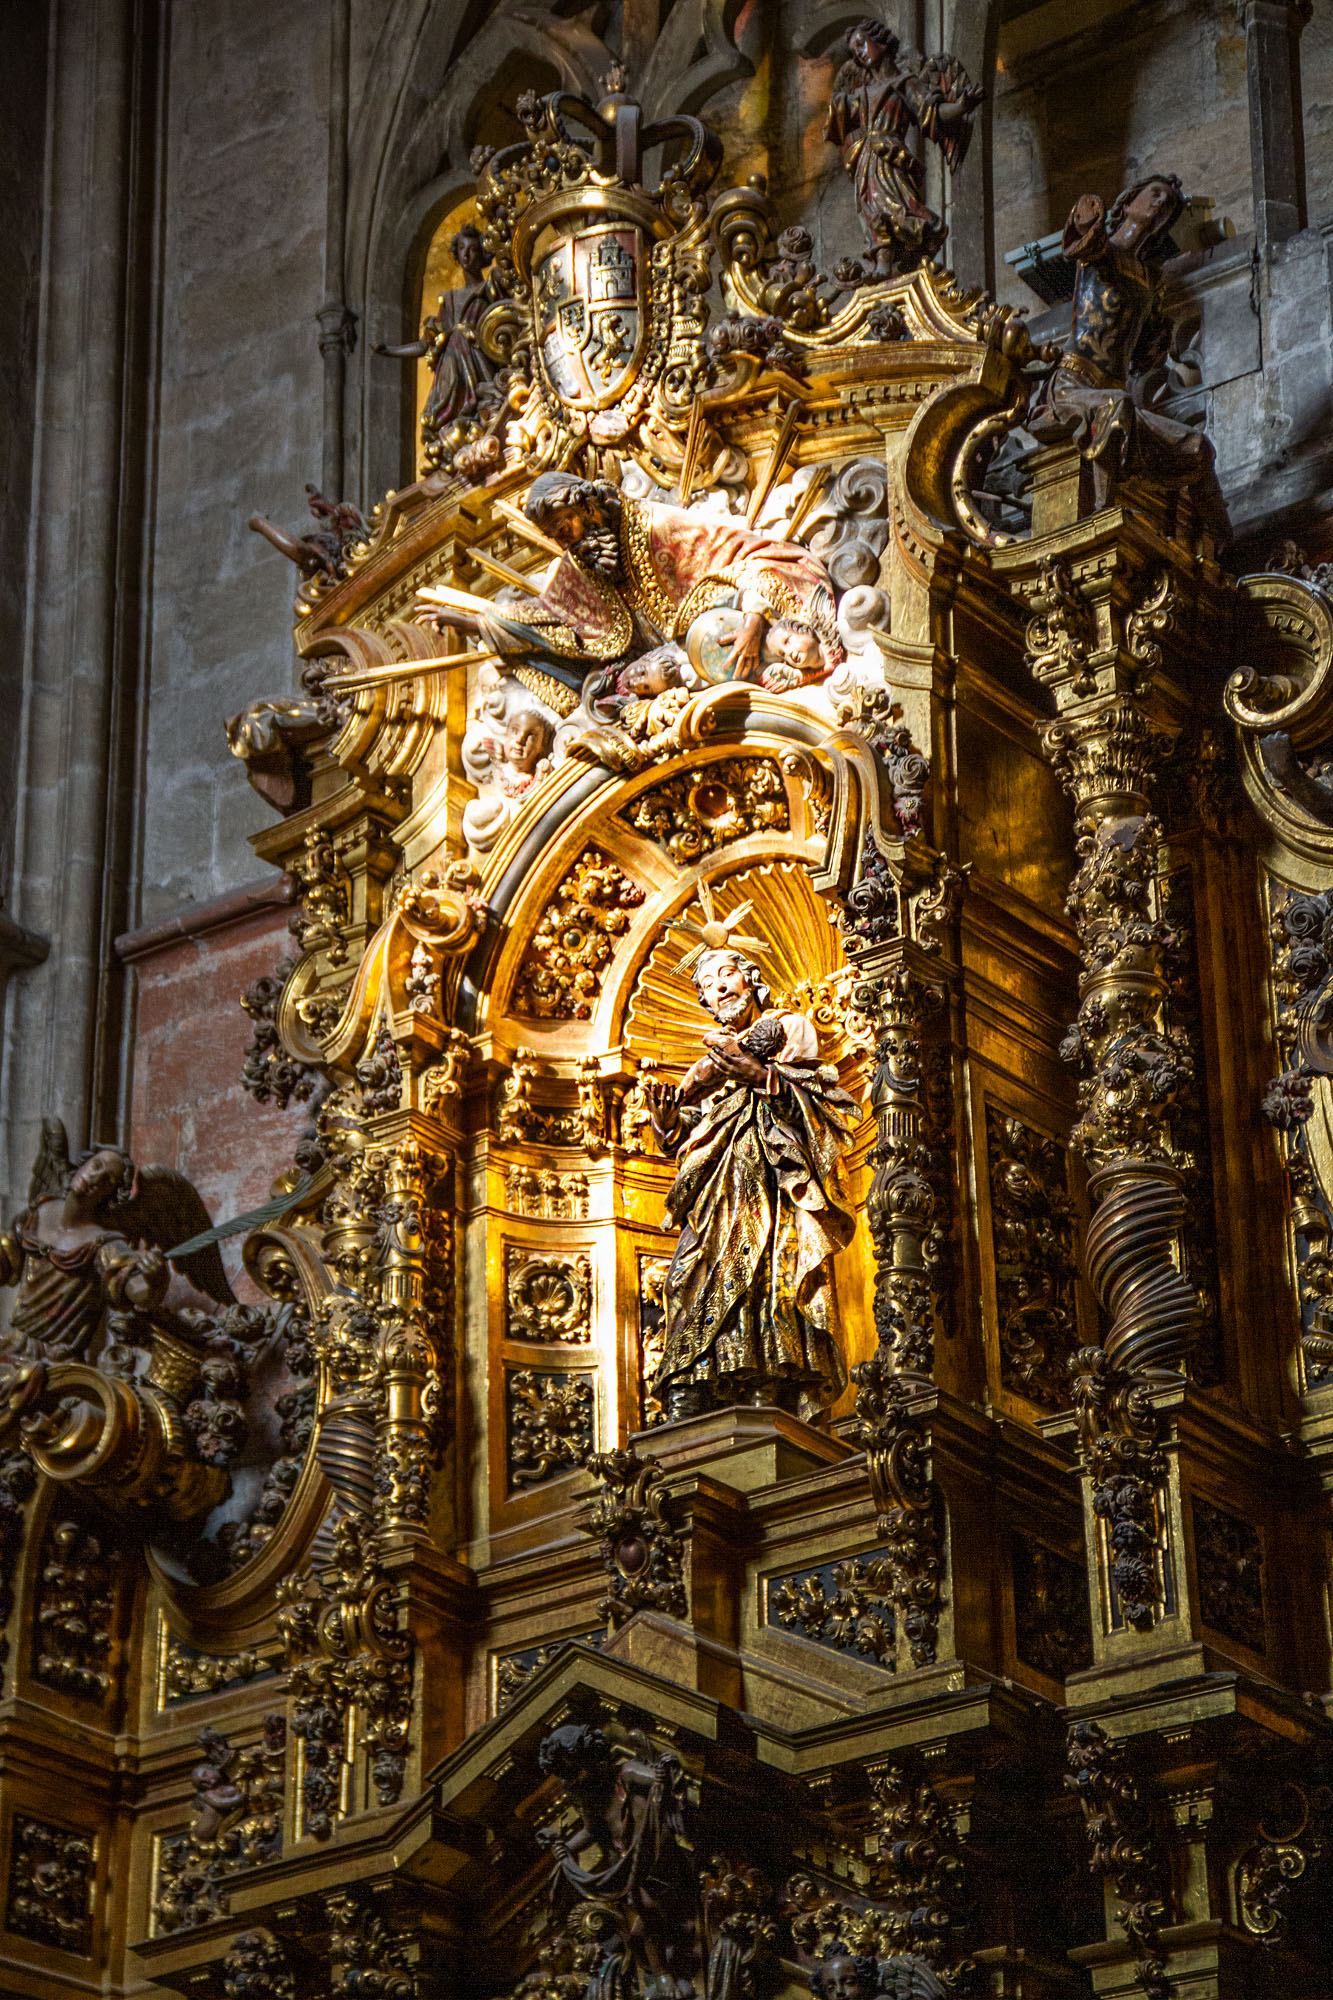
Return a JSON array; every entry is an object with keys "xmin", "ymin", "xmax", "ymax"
[{"xmin": 665, "ymin": 878, "xmax": 775, "ymax": 978}]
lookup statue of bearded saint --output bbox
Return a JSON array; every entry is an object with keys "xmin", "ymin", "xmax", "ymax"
[
  {"xmin": 645, "ymin": 947, "xmax": 858, "ymax": 1422},
  {"xmin": 418, "ymin": 470, "xmax": 844, "ymax": 690}
]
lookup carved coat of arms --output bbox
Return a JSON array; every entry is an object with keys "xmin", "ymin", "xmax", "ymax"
[
  {"xmin": 534, "ymin": 226, "xmax": 647, "ymax": 410},
  {"xmin": 476, "ymin": 82, "xmax": 719, "ymax": 454}
]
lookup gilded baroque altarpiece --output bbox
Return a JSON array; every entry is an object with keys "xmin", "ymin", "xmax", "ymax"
[{"xmin": 3, "ymin": 65, "xmax": 1333, "ymax": 2000}]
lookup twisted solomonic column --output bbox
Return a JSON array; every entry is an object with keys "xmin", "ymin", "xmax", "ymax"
[{"xmin": 1024, "ymin": 558, "xmax": 1204, "ymax": 1632}]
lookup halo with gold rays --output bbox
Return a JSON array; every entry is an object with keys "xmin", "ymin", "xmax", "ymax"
[
  {"xmin": 623, "ymin": 862, "xmax": 846, "ymax": 1074},
  {"xmin": 665, "ymin": 878, "xmax": 775, "ymax": 978}
]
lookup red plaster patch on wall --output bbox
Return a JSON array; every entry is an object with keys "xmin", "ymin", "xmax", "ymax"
[{"xmin": 128, "ymin": 903, "xmax": 309, "ymax": 1276}]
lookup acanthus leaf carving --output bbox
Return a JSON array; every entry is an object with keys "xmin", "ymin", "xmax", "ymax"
[{"xmin": 579, "ymin": 1445, "xmax": 687, "ymax": 1630}]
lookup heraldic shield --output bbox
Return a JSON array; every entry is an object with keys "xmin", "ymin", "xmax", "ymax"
[{"xmin": 533, "ymin": 223, "xmax": 649, "ymax": 414}]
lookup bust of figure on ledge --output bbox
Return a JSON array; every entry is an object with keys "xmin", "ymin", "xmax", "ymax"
[{"xmin": 645, "ymin": 917, "xmax": 858, "ymax": 1424}]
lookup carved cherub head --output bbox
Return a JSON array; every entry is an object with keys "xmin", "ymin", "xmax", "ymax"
[
  {"xmin": 616, "ymin": 648, "xmax": 687, "ymax": 699},
  {"xmin": 810, "ymin": 1953, "xmax": 882, "ymax": 2000},
  {"xmin": 463, "ymin": 682, "xmax": 557, "ymax": 795},
  {"xmin": 504, "ymin": 707, "xmax": 555, "ymax": 777}
]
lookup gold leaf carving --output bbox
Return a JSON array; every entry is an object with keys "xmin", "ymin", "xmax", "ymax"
[
  {"xmin": 620, "ymin": 758, "xmax": 789, "ymax": 864},
  {"xmin": 511, "ymin": 848, "xmax": 646, "ymax": 1020}
]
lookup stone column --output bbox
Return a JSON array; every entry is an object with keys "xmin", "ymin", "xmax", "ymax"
[
  {"xmin": 1245, "ymin": 0, "xmax": 1312, "ymax": 249},
  {"xmin": 317, "ymin": 0, "xmax": 356, "ymax": 498},
  {"xmin": 1, "ymin": 0, "xmax": 159, "ymax": 1215},
  {"xmin": 942, "ymin": 0, "xmax": 997, "ymax": 294}
]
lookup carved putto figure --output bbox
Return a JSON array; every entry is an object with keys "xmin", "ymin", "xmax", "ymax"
[
  {"xmin": 1034, "ymin": 173, "xmax": 1215, "ymax": 499},
  {"xmin": 420, "ymin": 472, "xmax": 844, "ymax": 683},
  {"xmin": 825, "ymin": 21, "xmax": 982, "ymax": 277},
  {"xmin": 375, "ymin": 223, "xmax": 503, "ymax": 467},
  {"xmin": 248, "ymin": 485, "xmax": 367, "ymax": 584},
  {"xmin": 646, "ymin": 905, "xmax": 857, "ymax": 1421},
  {"xmin": 537, "ymin": 1722, "xmax": 697, "ymax": 2000}
]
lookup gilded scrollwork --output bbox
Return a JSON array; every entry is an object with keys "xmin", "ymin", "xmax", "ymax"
[
  {"xmin": 289, "ymin": 825, "xmax": 351, "ymax": 965},
  {"xmin": 1191, "ymin": 1495, "xmax": 1266, "ymax": 1652},
  {"xmin": 33, "ymin": 1518, "xmax": 113, "ymax": 1700},
  {"xmin": 222, "ymin": 1931, "xmax": 296, "ymax": 2000},
  {"xmin": 985, "ymin": 1108, "xmax": 1080, "ymax": 1410},
  {"xmin": 511, "ymin": 849, "xmax": 646, "ymax": 1020},
  {"xmin": 1010, "ymin": 1533, "xmax": 1093, "ymax": 1682},
  {"xmin": 785, "ymin": 1765, "xmax": 973, "ymax": 1991},
  {"xmin": 422, "ymin": 1027, "xmax": 472, "ymax": 1114},
  {"xmin": 621, "ymin": 759, "xmax": 789, "ymax": 864},
  {"xmin": 152, "ymin": 1718, "xmax": 285, "ymax": 1934},
  {"xmin": 1236, "ymin": 1777, "xmax": 1332, "ymax": 1943},
  {"xmin": 580, "ymin": 1446, "xmax": 687, "ymax": 1631},
  {"xmin": 1066, "ymin": 1720, "xmax": 1170, "ymax": 2000},
  {"xmin": 493, "ymin": 1629, "xmax": 603, "ymax": 1713},
  {"xmin": 326, "ymin": 1888, "xmax": 420, "ymax": 1999},
  {"xmin": 5, "ymin": 1816, "xmax": 94, "ymax": 1955},
  {"xmin": 506, "ymin": 1249, "xmax": 592, "ymax": 1344},
  {"xmin": 504, "ymin": 1166, "xmax": 589, "ymax": 1220},
  {"xmin": 160, "ymin": 1637, "xmax": 275, "ymax": 1707},
  {"xmin": 507, "ymin": 1369, "xmax": 595, "ymax": 1487},
  {"xmin": 241, "ymin": 957, "xmax": 319, "ymax": 1107},
  {"xmin": 30, "ymin": 51, "xmax": 1324, "ymax": 2000},
  {"xmin": 277, "ymin": 1514, "xmax": 413, "ymax": 1839},
  {"xmin": 766, "ymin": 1551, "xmax": 896, "ymax": 1668}
]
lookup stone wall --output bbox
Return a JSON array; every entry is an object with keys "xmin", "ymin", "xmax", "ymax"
[
  {"xmin": 121, "ymin": 893, "xmax": 308, "ymax": 1238},
  {"xmin": 0, "ymin": 1, "xmax": 49, "ymax": 901},
  {"xmin": 141, "ymin": 0, "xmax": 326, "ymax": 925}
]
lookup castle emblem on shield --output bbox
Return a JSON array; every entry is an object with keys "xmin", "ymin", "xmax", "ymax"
[{"xmin": 534, "ymin": 226, "xmax": 648, "ymax": 411}]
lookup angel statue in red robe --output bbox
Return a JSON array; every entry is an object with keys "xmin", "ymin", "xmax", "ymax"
[{"xmin": 825, "ymin": 20, "xmax": 983, "ymax": 278}]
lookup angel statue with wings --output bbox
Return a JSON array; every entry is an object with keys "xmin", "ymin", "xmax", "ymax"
[
  {"xmin": 645, "ymin": 893, "xmax": 859, "ymax": 1424},
  {"xmin": 0, "ymin": 1120, "xmax": 235, "ymax": 1366},
  {"xmin": 825, "ymin": 20, "xmax": 983, "ymax": 277}
]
